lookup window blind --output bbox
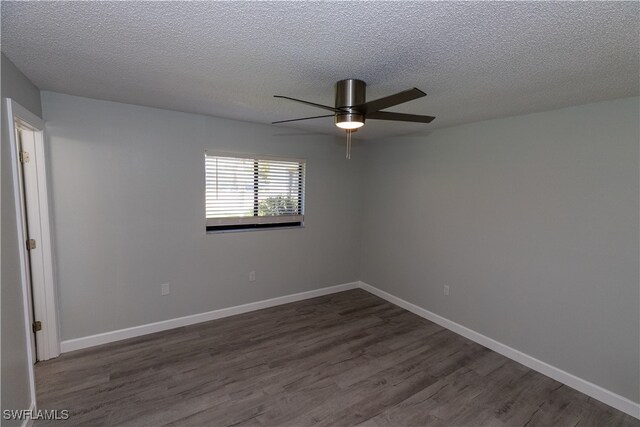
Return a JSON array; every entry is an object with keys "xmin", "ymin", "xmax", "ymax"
[{"xmin": 205, "ymin": 153, "xmax": 305, "ymax": 230}]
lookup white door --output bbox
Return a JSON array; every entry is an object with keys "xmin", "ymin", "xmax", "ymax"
[
  {"xmin": 16, "ymin": 124, "xmax": 48, "ymax": 361},
  {"xmin": 9, "ymin": 99, "xmax": 61, "ymax": 362}
]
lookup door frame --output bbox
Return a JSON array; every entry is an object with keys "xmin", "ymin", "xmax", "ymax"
[{"xmin": 7, "ymin": 98, "xmax": 60, "ymax": 364}]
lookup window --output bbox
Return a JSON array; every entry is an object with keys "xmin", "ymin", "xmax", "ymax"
[{"xmin": 205, "ymin": 152, "xmax": 305, "ymax": 231}]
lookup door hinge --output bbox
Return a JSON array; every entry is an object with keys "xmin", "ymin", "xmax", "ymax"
[
  {"xmin": 27, "ymin": 239, "xmax": 36, "ymax": 250},
  {"xmin": 32, "ymin": 321, "xmax": 42, "ymax": 333},
  {"xmin": 19, "ymin": 151, "xmax": 30, "ymax": 163}
]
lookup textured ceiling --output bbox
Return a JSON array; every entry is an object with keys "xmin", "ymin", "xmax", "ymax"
[{"xmin": 2, "ymin": 2, "xmax": 638, "ymax": 139}]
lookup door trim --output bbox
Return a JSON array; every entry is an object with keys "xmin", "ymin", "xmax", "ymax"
[{"xmin": 7, "ymin": 98, "xmax": 60, "ymax": 367}]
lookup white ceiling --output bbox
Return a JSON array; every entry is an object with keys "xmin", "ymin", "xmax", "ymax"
[{"xmin": 2, "ymin": 2, "xmax": 638, "ymax": 139}]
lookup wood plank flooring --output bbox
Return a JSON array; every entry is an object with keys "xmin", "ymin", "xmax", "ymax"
[{"xmin": 35, "ymin": 289, "xmax": 638, "ymax": 426}]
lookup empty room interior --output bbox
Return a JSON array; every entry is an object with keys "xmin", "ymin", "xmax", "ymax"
[{"xmin": 1, "ymin": 2, "xmax": 639, "ymax": 426}]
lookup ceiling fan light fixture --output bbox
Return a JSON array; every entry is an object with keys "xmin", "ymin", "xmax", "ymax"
[
  {"xmin": 273, "ymin": 79, "xmax": 434, "ymax": 160},
  {"xmin": 335, "ymin": 113, "xmax": 365, "ymax": 130}
]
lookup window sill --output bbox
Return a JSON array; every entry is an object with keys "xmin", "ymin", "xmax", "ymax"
[{"xmin": 206, "ymin": 222, "xmax": 305, "ymax": 234}]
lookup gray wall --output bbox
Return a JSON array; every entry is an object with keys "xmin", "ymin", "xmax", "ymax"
[
  {"xmin": 41, "ymin": 91, "xmax": 362, "ymax": 340},
  {"xmin": 1, "ymin": 53, "xmax": 42, "ymax": 420},
  {"xmin": 360, "ymin": 97, "xmax": 640, "ymax": 402}
]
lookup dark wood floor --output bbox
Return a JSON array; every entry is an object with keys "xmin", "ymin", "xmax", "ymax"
[{"xmin": 36, "ymin": 289, "xmax": 637, "ymax": 426}]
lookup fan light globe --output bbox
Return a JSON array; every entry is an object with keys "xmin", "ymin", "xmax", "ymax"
[
  {"xmin": 335, "ymin": 113, "xmax": 365, "ymax": 130},
  {"xmin": 336, "ymin": 121, "xmax": 364, "ymax": 130}
]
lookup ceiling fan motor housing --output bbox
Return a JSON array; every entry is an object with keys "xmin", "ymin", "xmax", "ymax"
[{"xmin": 335, "ymin": 79, "xmax": 366, "ymax": 128}]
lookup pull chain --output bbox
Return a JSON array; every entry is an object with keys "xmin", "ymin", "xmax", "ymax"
[{"xmin": 345, "ymin": 130, "xmax": 352, "ymax": 159}]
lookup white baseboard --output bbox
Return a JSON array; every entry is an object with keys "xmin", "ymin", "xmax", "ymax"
[
  {"xmin": 60, "ymin": 282, "xmax": 358, "ymax": 353},
  {"xmin": 358, "ymin": 281, "xmax": 640, "ymax": 419}
]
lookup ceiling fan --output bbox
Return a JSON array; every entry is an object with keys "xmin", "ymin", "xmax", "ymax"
[{"xmin": 272, "ymin": 79, "xmax": 436, "ymax": 158}]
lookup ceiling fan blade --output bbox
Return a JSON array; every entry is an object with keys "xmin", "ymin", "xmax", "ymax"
[
  {"xmin": 367, "ymin": 111, "xmax": 436, "ymax": 123},
  {"xmin": 274, "ymin": 95, "xmax": 344, "ymax": 113},
  {"xmin": 355, "ymin": 88, "xmax": 426, "ymax": 114},
  {"xmin": 272, "ymin": 114, "xmax": 335, "ymax": 124}
]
